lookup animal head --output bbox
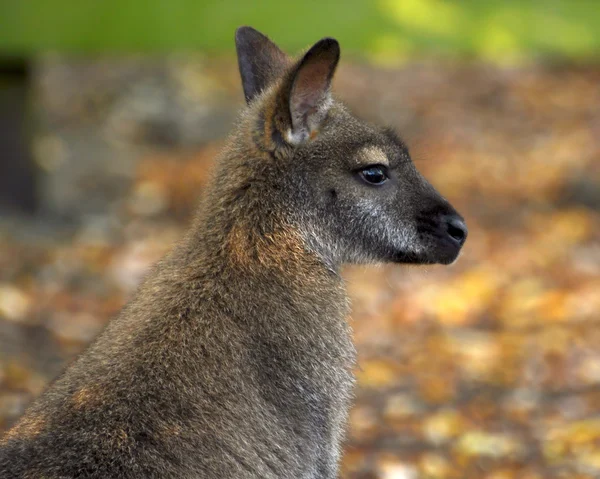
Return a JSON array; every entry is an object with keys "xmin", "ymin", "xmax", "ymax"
[{"xmin": 229, "ymin": 26, "xmax": 466, "ymax": 267}]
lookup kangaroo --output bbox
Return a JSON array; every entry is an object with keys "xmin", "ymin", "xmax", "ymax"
[{"xmin": 0, "ymin": 27, "xmax": 467, "ymax": 478}]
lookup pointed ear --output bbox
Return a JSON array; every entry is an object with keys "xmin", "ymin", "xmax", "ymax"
[
  {"xmin": 285, "ymin": 38, "xmax": 340, "ymax": 144},
  {"xmin": 235, "ymin": 26, "xmax": 290, "ymax": 104}
]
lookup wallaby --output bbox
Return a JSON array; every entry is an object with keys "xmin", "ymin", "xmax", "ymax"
[{"xmin": 0, "ymin": 27, "xmax": 467, "ymax": 478}]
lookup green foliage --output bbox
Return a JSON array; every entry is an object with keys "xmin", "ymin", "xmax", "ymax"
[{"xmin": 0, "ymin": 0, "xmax": 599, "ymax": 62}]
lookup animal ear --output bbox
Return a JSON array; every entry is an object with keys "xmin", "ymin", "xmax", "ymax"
[
  {"xmin": 284, "ymin": 38, "xmax": 340, "ymax": 144},
  {"xmin": 235, "ymin": 26, "xmax": 290, "ymax": 104}
]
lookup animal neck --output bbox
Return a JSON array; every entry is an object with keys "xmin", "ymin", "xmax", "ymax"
[{"xmin": 181, "ymin": 176, "xmax": 341, "ymax": 302}]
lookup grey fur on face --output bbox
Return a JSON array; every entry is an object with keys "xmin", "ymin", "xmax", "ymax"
[{"xmin": 0, "ymin": 26, "xmax": 466, "ymax": 478}]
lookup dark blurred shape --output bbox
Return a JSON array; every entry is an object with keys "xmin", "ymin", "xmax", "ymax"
[
  {"xmin": 559, "ymin": 175, "xmax": 600, "ymax": 210},
  {"xmin": 0, "ymin": 58, "xmax": 36, "ymax": 214}
]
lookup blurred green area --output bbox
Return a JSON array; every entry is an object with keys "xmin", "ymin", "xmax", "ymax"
[{"xmin": 0, "ymin": 0, "xmax": 599, "ymax": 62}]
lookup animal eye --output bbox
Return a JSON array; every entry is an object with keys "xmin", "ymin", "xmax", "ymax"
[{"xmin": 358, "ymin": 165, "xmax": 388, "ymax": 185}]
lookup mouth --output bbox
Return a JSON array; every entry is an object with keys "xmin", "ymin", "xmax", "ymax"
[{"xmin": 391, "ymin": 232, "xmax": 465, "ymax": 265}]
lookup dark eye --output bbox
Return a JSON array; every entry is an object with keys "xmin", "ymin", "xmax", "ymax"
[{"xmin": 358, "ymin": 165, "xmax": 388, "ymax": 185}]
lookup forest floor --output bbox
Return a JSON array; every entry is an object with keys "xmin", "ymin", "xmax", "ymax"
[{"xmin": 0, "ymin": 59, "xmax": 599, "ymax": 478}]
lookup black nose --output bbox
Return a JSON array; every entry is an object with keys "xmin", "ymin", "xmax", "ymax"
[{"xmin": 444, "ymin": 216, "xmax": 468, "ymax": 246}]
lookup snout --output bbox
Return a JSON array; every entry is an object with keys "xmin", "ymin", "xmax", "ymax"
[
  {"xmin": 443, "ymin": 215, "xmax": 468, "ymax": 247},
  {"xmin": 426, "ymin": 212, "xmax": 467, "ymax": 264},
  {"xmin": 414, "ymin": 203, "xmax": 468, "ymax": 265}
]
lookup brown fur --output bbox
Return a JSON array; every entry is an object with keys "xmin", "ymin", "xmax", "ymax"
[{"xmin": 0, "ymin": 415, "xmax": 46, "ymax": 444}]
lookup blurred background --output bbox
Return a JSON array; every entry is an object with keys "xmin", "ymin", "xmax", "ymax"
[{"xmin": 0, "ymin": 1, "xmax": 599, "ymax": 478}]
